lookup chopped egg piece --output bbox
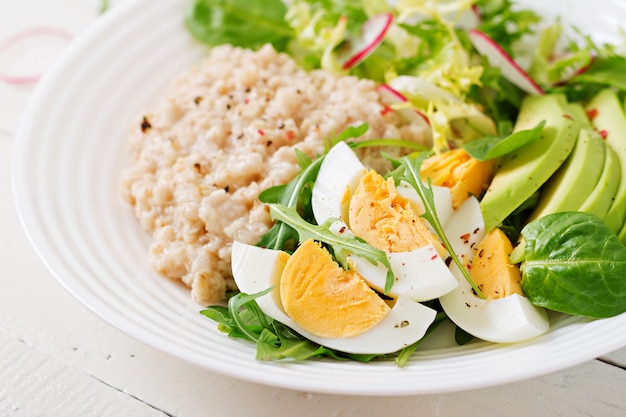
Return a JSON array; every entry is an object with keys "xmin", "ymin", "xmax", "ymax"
[
  {"xmin": 348, "ymin": 169, "xmax": 446, "ymax": 258},
  {"xmin": 280, "ymin": 239, "xmax": 390, "ymax": 338}
]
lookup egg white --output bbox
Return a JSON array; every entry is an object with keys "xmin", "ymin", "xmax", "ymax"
[
  {"xmin": 231, "ymin": 240, "xmax": 438, "ymax": 354},
  {"xmin": 311, "ymin": 141, "xmax": 367, "ymax": 225}
]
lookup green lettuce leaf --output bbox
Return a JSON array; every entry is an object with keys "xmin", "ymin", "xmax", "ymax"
[{"xmin": 185, "ymin": 0, "xmax": 292, "ymax": 50}]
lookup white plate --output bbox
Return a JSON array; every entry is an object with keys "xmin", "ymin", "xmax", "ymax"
[{"xmin": 12, "ymin": 0, "xmax": 626, "ymax": 395}]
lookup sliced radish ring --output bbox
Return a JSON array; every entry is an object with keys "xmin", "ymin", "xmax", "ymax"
[
  {"xmin": 0, "ymin": 27, "xmax": 73, "ymax": 85},
  {"xmin": 468, "ymin": 29, "xmax": 544, "ymax": 95},
  {"xmin": 337, "ymin": 13, "xmax": 394, "ymax": 70},
  {"xmin": 377, "ymin": 84, "xmax": 431, "ymax": 128}
]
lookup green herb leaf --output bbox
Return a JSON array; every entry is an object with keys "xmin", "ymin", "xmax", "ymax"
[
  {"xmin": 185, "ymin": 0, "xmax": 292, "ymax": 51},
  {"xmin": 464, "ymin": 120, "xmax": 546, "ymax": 161},
  {"xmin": 268, "ymin": 204, "xmax": 396, "ymax": 293},
  {"xmin": 256, "ymin": 155, "xmax": 324, "ymax": 251},
  {"xmin": 520, "ymin": 211, "xmax": 626, "ymax": 318},
  {"xmin": 385, "ymin": 152, "xmax": 485, "ymax": 299},
  {"xmin": 332, "ymin": 123, "xmax": 370, "ymax": 147}
]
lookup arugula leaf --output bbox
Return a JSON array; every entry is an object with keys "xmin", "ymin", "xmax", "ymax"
[
  {"xmin": 518, "ymin": 211, "xmax": 626, "ymax": 318},
  {"xmin": 257, "ymin": 153, "xmax": 324, "ymax": 251},
  {"xmin": 268, "ymin": 204, "xmax": 396, "ymax": 293},
  {"xmin": 385, "ymin": 152, "xmax": 485, "ymax": 299},
  {"xmin": 464, "ymin": 120, "xmax": 546, "ymax": 161},
  {"xmin": 185, "ymin": 0, "xmax": 292, "ymax": 51},
  {"xmin": 201, "ymin": 289, "xmax": 387, "ymax": 362}
]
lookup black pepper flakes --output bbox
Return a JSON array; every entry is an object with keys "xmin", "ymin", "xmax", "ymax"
[
  {"xmin": 140, "ymin": 116, "xmax": 152, "ymax": 133},
  {"xmin": 194, "ymin": 96, "xmax": 203, "ymax": 105}
]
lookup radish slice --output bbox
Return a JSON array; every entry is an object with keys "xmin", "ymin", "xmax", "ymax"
[
  {"xmin": 377, "ymin": 84, "xmax": 431, "ymax": 128},
  {"xmin": 337, "ymin": 13, "xmax": 394, "ymax": 70},
  {"xmin": 0, "ymin": 27, "xmax": 73, "ymax": 85},
  {"xmin": 468, "ymin": 29, "xmax": 544, "ymax": 95}
]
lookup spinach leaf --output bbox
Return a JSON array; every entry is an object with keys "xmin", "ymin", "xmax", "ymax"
[
  {"xmin": 518, "ymin": 212, "xmax": 626, "ymax": 318},
  {"xmin": 464, "ymin": 120, "xmax": 546, "ymax": 161},
  {"xmin": 185, "ymin": 0, "xmax": 292, "ymax": 51}
]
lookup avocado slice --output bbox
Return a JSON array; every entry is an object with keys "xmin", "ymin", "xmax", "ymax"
[
  {"xmin": 579, "ymin": 142, "xmax": 621, "ymax": 219},
  {"xmin": 585, "ymin": 89, "xmax": 626, "ymax": 235},
  {"xmin": 480, "ymin": 94, "xmax": 580, "ymax": 231},
  {"xmin": 529, "ymin": 127, "xmax": 606, "ymax": 221}
]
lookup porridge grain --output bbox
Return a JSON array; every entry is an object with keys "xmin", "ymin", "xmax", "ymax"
[{"xmin": 122, "ymin": 44, "xmax": 429, "ymax": 304}]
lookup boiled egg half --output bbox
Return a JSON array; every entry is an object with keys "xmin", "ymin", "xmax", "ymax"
[
  {"xmin": 311, "ymin": 141, "xmax": 458, "ymax": 301},
  {"xmin": 439, "ymin": 197, "xmax": 550, "ymax": 343},
  {"xmin": 231, "ymin": 240, "xmax": 437, "ymax": 354}
]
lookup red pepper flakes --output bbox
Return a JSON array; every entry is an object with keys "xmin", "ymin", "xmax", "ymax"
[
  {"xmin": 430, "ymin": 254, "xmax": 438, "ymax": 260},
  {"xmin": 380, "ymin": 105, "xmax": 394, "ymax": 116},
  {"xmin": 460, "ymin": 233, "xmax": 471, "ymax": 244},
  {"xmin": 244, "ymin": 98, "xmax": 249, "ymax": 105},
  {"xmin": 586, "ymin": 108, "xmax": 599, "ymax": 120},
  {"xmin": 339, "ymin": 226, "xmax": 347, "ymax": 233},
  {"xmin": 285, "ymin": 130, "xmax": 295, "ymax": 141},
  {"xmin": 599, "ymin": 129, "xmax": 608, "ymax": 139},
  {"xmin": 562, "ymin": 113, "xmax": 574, "ymax": 120},
  {"xmin": 258, "ymin": 129, "xmax": 265, "ymax": 136}
]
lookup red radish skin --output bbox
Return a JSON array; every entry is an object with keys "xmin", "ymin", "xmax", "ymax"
[
  {"xmin": 376, "ymin": 84, "xmax": 431, "ymax": 128},
  {"xmin": 0, "ymin": 27, "xmax": 73, "ymax": 84},
  {"xmin": 468, "ymin": 29, "xmax": 544, "ymax": 95},
  {"xmin": 338, "ymin": 13, "xmax": 394, "ymax": 70}
]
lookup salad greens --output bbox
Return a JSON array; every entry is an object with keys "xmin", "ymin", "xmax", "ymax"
[{"xmin": 186, "ymin": 0, "xmax": 626, "ymax": 143}]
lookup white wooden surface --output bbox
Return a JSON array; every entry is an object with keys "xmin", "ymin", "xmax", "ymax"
[{"xmin": 1, "ymin": 1, "xmax": 625, "ymax": 416}]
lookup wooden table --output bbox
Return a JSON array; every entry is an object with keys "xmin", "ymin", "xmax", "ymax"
[{"xmin": 1, "ymin": 1, "xmax": 625, "ymax": 415}]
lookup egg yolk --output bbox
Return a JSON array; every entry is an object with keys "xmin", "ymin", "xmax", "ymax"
[
  {"xmin": 279, "ymin": 239, "xmax": 391, "ymax": 338},
  {"xmin": 420, "ymin": 148, "xmax": 495, "ymax": 209},
  {"xmin": 348, "ymin": 169, "xmax": 446, "ymax": 257},
  {"xmin": 470, "ymin": 228, "xmax": 524, "ymax": 299}
]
